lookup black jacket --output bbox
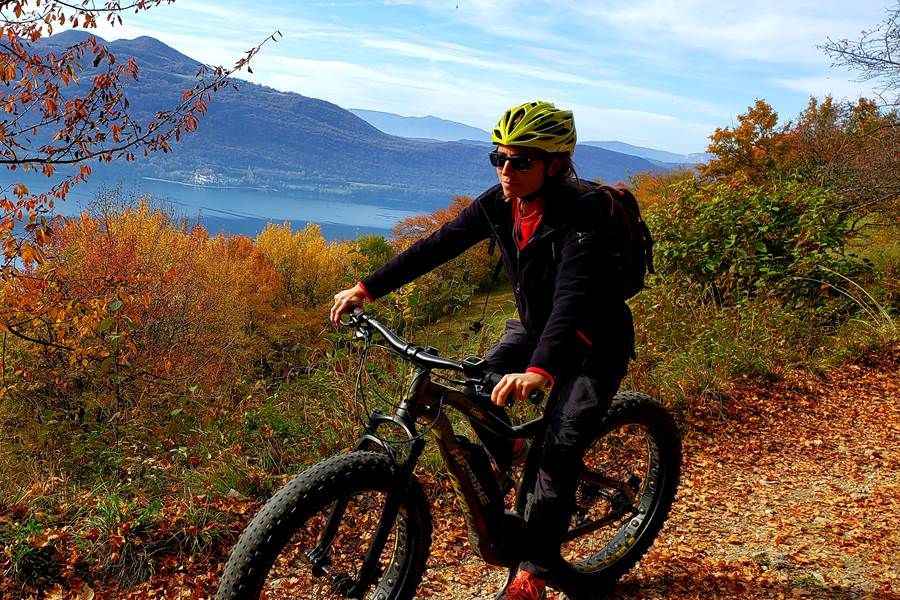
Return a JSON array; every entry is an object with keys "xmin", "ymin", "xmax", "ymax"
[{"xmin": 362, "ymin": 181, "xmax": 634, "ymax": 381}]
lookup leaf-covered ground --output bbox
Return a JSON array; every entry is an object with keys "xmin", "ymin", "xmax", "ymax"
[
  {"xmin": 3, "ymin": 348, "xmax": 896, "ymax": 599},
  {"xmin": 418, "ymin": 348, "xmax": 900, "ymax": 599}
]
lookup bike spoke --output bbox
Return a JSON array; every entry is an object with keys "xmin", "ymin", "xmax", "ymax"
[
  {"xmin": 259, "ymin": 490, "xmax": 407, "ymax": 599},
  {"xmin": 560, "ymin": 420, "xmax": 658, "ymax": 569}
]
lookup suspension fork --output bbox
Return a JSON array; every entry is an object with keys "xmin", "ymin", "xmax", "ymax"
[{"xmin": 307, "ymin": 409, "xmax": 425, "ymax": 596}]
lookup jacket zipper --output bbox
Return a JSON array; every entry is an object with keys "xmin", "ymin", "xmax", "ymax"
[
  {"xmin": 516, "ymin": 224, "xmax": 563, "ymax": 332},
  {"xmin": 478, "ymin": 198, "xmax": 524, "ymax": 315},
  {"xmin": 478, "ymin": 196, "xmax": 563, "ymax": 329}
]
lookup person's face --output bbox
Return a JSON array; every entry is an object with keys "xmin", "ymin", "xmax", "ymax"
[{"xmin": 494, "ymin": 145, "xmax": 547, "ymax": 199}]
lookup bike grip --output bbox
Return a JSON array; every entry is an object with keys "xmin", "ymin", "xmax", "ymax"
[
  {"xmin": 485, "ymin": 371, "xmax": 504, "ymax": 387},
  {"xmin": 484, "ymin": 372, "xmax": 544, "ymax": 407},
  {"xmin": 483, "ymin": 372, "xmax": 514, "ymax": 407}
]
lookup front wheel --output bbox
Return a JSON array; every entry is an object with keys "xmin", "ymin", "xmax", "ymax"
[
  {"xmin": 217, "ymin": 451, "xmax": 432, "ymax": 600},
  {"xmin": 556, "ymin": 391, "xmax": 682, "ymax": 598}
]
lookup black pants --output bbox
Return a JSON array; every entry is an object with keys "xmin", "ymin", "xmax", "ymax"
[{"xmin": 470, "ymin": 320, "xmax": 622, "ymax": 579}]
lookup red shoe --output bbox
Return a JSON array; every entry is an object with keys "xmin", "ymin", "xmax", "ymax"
[{"xmin": 499, "ymin": 570, "xmax": 546, "ymax": 600}]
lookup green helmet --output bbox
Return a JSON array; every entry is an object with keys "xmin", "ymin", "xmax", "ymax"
[{"xmin": 491, "ymin": 101, "xmax": 577, "ymax": 155}]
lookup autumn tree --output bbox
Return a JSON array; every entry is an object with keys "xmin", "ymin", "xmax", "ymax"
[
  {"xmin": 256, "ymin": 222, "xmax": 356, "ymax": 309},
  {"xmin": 700, "ymin": 99, "xmax": 789, "ymax": 183},
  {"xmin": 785, "ymin": 96, "xmax": 899, "ymax": 227},
  {"xmin": 0, "ymin": 0, "xmax": 277, "ymax": 357},
  {"xmin": 818, "ymin": 5, "xmax": 900, "ymax": 229},
  {"xmin": 699, "ymin": 96, "xmax": 898, "ymax": 230},
  {"xmin": 6, "ymin": 200, "xmax": 285, "ymax": 418}
]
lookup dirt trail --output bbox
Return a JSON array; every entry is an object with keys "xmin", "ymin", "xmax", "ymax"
[
  {"xmin": 12, "ymin": 352, "xmax": 894, "ymax": 599},
  {"xmin": 418, "ymin": 349, "xmax": 899, "ymax": 599}
]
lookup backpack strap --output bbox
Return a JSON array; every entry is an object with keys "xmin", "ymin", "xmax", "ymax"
[
  {"xmin": 640, "ymin": 220, "xmax": 656, "ymax": 275},
  {"xmin": 470, "ymin": 256, "xmax": 504, "ymax": 333}
]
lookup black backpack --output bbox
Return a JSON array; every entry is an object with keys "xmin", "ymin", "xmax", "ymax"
[{"xmin": 590, "ymin": 183, "xmax": 656, "ymax": 299}]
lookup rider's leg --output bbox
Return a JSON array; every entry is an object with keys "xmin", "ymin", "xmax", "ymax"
[
  {"xmin": 468, "ymin": 320, "xmax": 535, "ymax": 472},
  {"xmin": 519, "ymin": 372, "xmax": 621, "ymax": 579}
]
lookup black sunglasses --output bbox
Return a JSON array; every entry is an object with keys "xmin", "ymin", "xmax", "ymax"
[{"xmin": 488, "ymin": 151, "xmax": 540, "ymax": 171}]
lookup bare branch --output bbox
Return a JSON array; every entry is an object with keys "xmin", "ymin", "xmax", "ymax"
[{"xmin": 820, "ymin": 3, "xmax": 900, "ymax": 106}]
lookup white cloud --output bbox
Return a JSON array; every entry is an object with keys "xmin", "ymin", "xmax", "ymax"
[
  {"xmin": 383, "ymin": 0, "xmax": 569, "ymax": 45},
  {"xmin": 772, "ymin": 74, "xmax": 879, "ymax": 101},
  {"xmin": 577, "ymin": 0, "xmax": 886, "ymax": 65},
  {"xmin": 359, "ymin": 37, "xmax": 488, "ymax": 66},
  {"xmin": 256, "ymin": 54, "xmax": 512, "ymax": 127},
  {"xmin": 568, "ymin": 104, "xmax": 716, "ymax": 154},
  {"xmin": 58, "ymin": 0, "xmax": 889, "ymax": 155}
]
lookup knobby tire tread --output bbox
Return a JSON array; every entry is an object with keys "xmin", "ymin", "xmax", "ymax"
[
  {"xmin": 559, "ymin": 391, "xmax": 682, "ymax": 599},
  {"xmin": 216, "ymin": 451, "xmax": 432, "ymax": 600}
]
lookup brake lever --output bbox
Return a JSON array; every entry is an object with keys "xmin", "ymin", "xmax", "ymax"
[
  {"xmin": 502, "ymin": 387, "xmax": 544, "ymax": 408},
  {"xmin": 339, "ymin": 307, "xmax": 365, "ymax": 328}
]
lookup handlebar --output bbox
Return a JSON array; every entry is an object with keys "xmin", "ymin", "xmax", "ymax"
[
  {"xmin": 342, "ymin": 309, "xmax": 544, "ymax": 405},
  {"xmin": 343, "ymin": 308, "xmax": 468, "ymax": 373}
]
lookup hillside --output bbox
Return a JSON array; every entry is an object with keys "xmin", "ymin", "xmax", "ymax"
[
  {"xmin": 347, "ymin": 110, "xmax": 712, "ymax": 169},
  {"xmin": 30, "ymin": 32, "xmax": 665, "ymax": 211}
]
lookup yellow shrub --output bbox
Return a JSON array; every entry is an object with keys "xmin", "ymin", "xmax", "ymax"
[{"xmin": 256, "ymin": 222, "xmax": 355, "ymax": 308}]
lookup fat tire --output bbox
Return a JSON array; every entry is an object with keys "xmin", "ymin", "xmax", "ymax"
[
  {"xmin": 216, "ymin": 451, "xmax": 432, "ymax": 600},
  {"xmin": 557, "ymin": 391, "xmax": 682, "ymax": 599}
]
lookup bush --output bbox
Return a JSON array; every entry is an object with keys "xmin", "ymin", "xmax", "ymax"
[
  {"xmin": 625, "ymin": 282, "xmax": 824, "ymax": 408},
  {"xmin": 256, "ymin": 222, "xmax": 356, "ymax": 308},
  {"xmin": 389, "ymin": 195, "xmax": 497, "ymax": 324},
  {"xmin": 647, "ymin": 179, "xmax": 866, "ymax": 305}
]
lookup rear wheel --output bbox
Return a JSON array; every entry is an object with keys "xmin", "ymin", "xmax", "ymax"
[
  {"xmin": 556, "ymin": 391, "xmax": 681, "ymax": 599},
  {"xmin": 217, "ymin": 451, "xmax": 432, "ymax": 600}
]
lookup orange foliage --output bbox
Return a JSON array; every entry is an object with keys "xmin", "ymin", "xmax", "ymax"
[
  {"xmin": 699, "ymin": 96, "xmax": 898, "ymax": 226},
  {"xmin": 1, "ymin": 201, "xmax": 283, "ymax": 413},
  {"xmin": 784, "ymin": 96, "xmax": 900, "ymax": 222},
  {"xmin": 701, "ymin": 99, "xmax": 789, "ymax": 183},
  {"xmin": 256, "ymin": 222, "xmax": 356, "ymax": 309},
  {"xmin": 630, "ymin": 169, "xmax": 697, "ymax": 213},
  {"xmin": 0, "ymin": 1, "xmax": 276, "ymax": 371}
]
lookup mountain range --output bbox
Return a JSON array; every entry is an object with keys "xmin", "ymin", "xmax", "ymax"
[
  {"xmin": 348, "ymin": 109, "xmax": 489, "ymax": 143},
  {"xmin": 31, "ymin": 32, "xmax": 685, "ymax": 211},
  {"xmin": 581, "ymin": 141, "xmax": 712, "ymax": 166},
  {"xmin": 348, "ymin": 109, "xmax": 711, "ymax": 166}
]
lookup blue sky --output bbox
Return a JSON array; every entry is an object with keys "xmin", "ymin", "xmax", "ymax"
[{"xmin": 86, "ymin": 0, "xmax": 890, "ymax": 154}]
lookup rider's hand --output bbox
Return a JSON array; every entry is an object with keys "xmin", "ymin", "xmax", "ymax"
[
  {"xmin": 330, "ymin": 284, "xmax": 368, "ymax": 326},
  {"xmin": 491, "ymin": 371, "xmax": 548, "ymax": 407}
]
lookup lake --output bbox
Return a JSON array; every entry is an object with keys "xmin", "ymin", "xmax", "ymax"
[{"xmin": 2, "ymin": 173, "xmax": 427, "ymax": 241}]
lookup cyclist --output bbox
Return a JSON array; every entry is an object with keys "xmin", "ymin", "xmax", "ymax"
[{"xmin": 330, "ymin": 100, "xmax": 634, "ymax": 600}]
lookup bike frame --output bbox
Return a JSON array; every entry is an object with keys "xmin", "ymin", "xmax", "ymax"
[{"xmin": 306, "ymin": 311, "xmax": 637, "ymax": 597}]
